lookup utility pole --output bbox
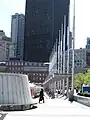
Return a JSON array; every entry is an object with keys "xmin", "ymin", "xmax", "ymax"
[
  {"xmin": 60, "ymin": 24, "xmax": 63, "ymax": 74},
  {"xmin": 63, "ymin": 15, "xmax": 66, "ymax": 93},
  {"xmin": 67, "ymin": 1, "xmax": 70, "ymax": 94},
  {"xmin": 72, "ymin": 0, "xmax": 75, "ymax": 93}
]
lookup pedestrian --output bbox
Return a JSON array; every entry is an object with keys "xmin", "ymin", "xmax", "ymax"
[{"xmin": 39, "ymin": 88, "xmax": 44, "ymax": 103}]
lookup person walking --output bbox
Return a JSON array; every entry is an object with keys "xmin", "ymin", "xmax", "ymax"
[{"xmin": 39, "ymin": 89, "xmax": 44, "ymax": 103}]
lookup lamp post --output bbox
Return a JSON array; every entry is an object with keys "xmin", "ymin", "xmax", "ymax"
[
  {"xmin": 68, "ymin": 0, "xmax": 75, "ymax": 101},
  {"xmin": 66, "ymin": 0, "xmax": 70, "ymax": 95},
  {"xmin": 71, "ymin": 0, "xmax": 75, "ymax": 94},
  {"xmin": 63, "ymin": 15, "xmax": 66, "ymax": 93}
]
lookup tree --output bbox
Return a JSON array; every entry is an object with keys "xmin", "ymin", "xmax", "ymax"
[
  {"xmin": 84, "ymin": 70, "xmax": 90, "ymax": 85},
  {"xmin": 74, "ymin": 69, "xmax": 90, "ymax": 89},
  {"xmin": 74, "ymin": 73, "xmax": 86, "ymax": 89}
]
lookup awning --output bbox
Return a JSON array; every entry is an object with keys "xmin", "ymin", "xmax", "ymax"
[{"xmin": 43, "ymin": 73, "xmax": 72, "ymax": 85}]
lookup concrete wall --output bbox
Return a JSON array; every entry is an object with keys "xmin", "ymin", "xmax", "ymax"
[
  {"xmin": 74, "ymin": 95, "xmax": 90, "ymax": 107},
  {"xmin": 0, "ymin": 73, "xmax": 33, "ymax": 105}
]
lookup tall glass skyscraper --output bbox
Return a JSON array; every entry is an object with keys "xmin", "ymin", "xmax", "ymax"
[
  {"xmin": 24, "ymin": 0, "xmax": 70, "ymax": 62},
  {"xmin": 11, "ymin": 13, "xmax": 25, "ymax": 60}
]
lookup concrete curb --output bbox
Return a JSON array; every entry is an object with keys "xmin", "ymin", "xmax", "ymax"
[
  {"xmin": 74, "ymin": 95, "xmax": 90, "ymax": 107},
  {"xmin": 0, "ymin": 103, "xmax": 37, "ymax": 111}
]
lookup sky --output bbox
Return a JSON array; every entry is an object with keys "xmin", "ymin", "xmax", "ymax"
[{"xmin": 0, "ymin": 0, "xmax": 90, "ymax": 49}]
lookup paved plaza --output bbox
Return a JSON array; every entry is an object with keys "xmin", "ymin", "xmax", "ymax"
[{"xmin": 0, "ymin": 98, "xmax": 90, "ymax": 120}]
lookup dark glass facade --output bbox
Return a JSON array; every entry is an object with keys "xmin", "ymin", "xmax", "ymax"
[{"xmin": 24, "ymin": 0, "xmax": 70, "ymax": 62}]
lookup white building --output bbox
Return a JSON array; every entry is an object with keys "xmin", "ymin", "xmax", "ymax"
[
  {"xmin": 49, "ymin": 48, "xmax": 86, "ymax": 75},
  {"xmin": 0, "ymin": 30, "xmax": 11, "ymax": 61},
  {"xmin": 8, "ymin": 43, "xmax": 17, "ymax": 58}
]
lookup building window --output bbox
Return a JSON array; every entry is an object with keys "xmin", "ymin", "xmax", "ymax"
[
  {"xmin": 18, "ymin": 62, "xmax": 20, "ymax": 66},
  {"xmin": 9, "ymin": 62, "xmax": 11, "ymax": 65},
  {"xmin": 33, "ymin": 73, "xmax": 35, "ymax": 76},
  {"xmin": 27, "ymin": 62, "xmax": 29, "ymax": 66},
  {"xmin": 12, "ymin": 62, "xmax": 14, "ymax": 65},
  {"xmin": 21, "ymin": 67, "xmax": 23, "ymax": 70},
  {"xmin": 15, "ymin": 62, "xmax": 17, "ymax": 66},
  {"xmin": 25, "ymin": 62, "xmax": 27, "ymax": 66},
  {"xmin": 34, "ymin": 62, "xmax": 37, "ymax": 66},
  {"xmin": 77, "ymin": 63, "xmax": 79, "ymax": 65},
  {"xmin": 29, "ymin": 62, "xmax": 32, "ymax": 66},
  {"xmin": 40, "ymin": 78, "xmax": 41, "ymax": 80},
  {"xmin": 21, "ymin": 62, "xmax": 23, "ymax": 66},
  {"xmin": 39, "ymin": 63, "xmax": 41, "ymax": 66},
  {"xmin": 39, "ymin": 74, "xmax": 41, "ymax": 76},
  {"xmin": 12, "ymin": 68, "xmax": 14, "ymax": 70},
  {"xmin": 18, "ymin": 68, "xmax": 20, "ymax": 70},
  {"xmin": 6, "ymin": 62, "xmax": 8, "ymax": 65}
]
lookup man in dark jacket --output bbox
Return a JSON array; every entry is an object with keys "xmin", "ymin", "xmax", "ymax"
[{"xmin": 39, "ymin": 89, "xmax": 44, "ymax": 103}]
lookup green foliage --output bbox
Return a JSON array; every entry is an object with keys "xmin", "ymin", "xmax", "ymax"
[{"xmin": 74, "ymin": 69, "xmax": 90, "ymax": 88}]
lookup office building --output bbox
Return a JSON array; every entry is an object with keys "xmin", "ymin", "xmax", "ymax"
[
  {"xmin": 0, "ymin": 30, "xmax": 11, "ymax": 61},
  {"xmin": 11, "ymin": 13, "xmax": 25, "ymax": 59},
  {"xmin": 6, "ymin": 61, "xmax": 48, "ymax": 83},
  {"xmin": 86, "ymin": 37, "xmax": 90, "ymax": 66},
  {"xmin": 24, "ymin": 0, "xmax": 70, "ymax": 62}
]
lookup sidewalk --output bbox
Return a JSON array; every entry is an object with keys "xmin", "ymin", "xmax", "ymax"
[{"xmin": 2, "ymin": 98, "xmax": 90, "ymax": 120}]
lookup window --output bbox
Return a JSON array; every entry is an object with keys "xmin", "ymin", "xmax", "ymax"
[
  {"xmin": 39, "ymin": 74, "xmax": 41, "ymax": 76},
  {"xmin": 33, "ymin": 73, "xmax": 35, "ymax": 76},
  {"xmin": 39, "ymin": 63, "xmax": 41, "ymax": 66},
  {"xmin": 12, "ymin": 67, "xmax": 14, "ymax": 70},
  {"xmin": 40, "ymin": 78, "xmax": 41, "ymax": 80},
  {"xmin": 25, "ymin": 62, "xmax": 27, "ymax": 66},
  {"xmin": 9, "ymin": 62, "xmax": 11, "ymax": 65},
  {"xmin": 27, "ymin": 62, "xmax": 29, "ymax": 66},
  {"xmin": 29, "ymin": 62, "xmax": 32, "ymax": 66},
  {"xmin": 15, "ymin": 62, "xmax": 17, "ymax": 66},
  {"xmin": 6, "ymin": 62, "xmax": 8, "ymax": 65},
  {"xmin": 21, "ymin": 68, "xmax": 23, "ymax": 70},
  {"xmin": 34, "ymin": 62, "xmax": 37, "ymax": 66},
  {"xmin": 18, "ymin": 62, "xmax": 20, "ymax": 66},
  {"xmin": 77, "ymin": 63, "xmax": 79, "ymax": 65},
  {"xmin": 18, "ymin": 68, "xmax": 20, "ymax": 70},
  {"xmin": 21, "ymin": 62, "xmax": 23, "ymax": 66}
]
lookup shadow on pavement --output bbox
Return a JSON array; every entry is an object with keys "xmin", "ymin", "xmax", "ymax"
[
  {"xmin": 30, "ymin": 106, "xmax": 38, "ymax": 110},
  {"xmin": 0, "ymin": 113, "xmax": 7, "ymax": 120},
  {"xmin": 1, "ymin": 105, "xmax": 38, "ymax": 112}
]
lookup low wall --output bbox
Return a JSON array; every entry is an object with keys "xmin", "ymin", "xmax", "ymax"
[{"xmin": 74, "ymin": 95, "xmax": 90, "ymax": 107}]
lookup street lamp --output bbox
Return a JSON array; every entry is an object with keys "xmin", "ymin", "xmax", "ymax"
[{"xmin": 72, "ymin": 0, "xmax": 75, "ymax": 93}]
